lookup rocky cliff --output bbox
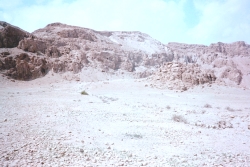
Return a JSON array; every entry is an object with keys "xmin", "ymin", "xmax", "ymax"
[
  {"xmin": 1, "ymin": 22, "xmax": 172, "ymax": 80},
  {"xmin": 0, "ymin": 21, "xmax": 29, "ymax": 48},
  {"xmin": 0, "ymin": 21, "xmax": 249, "ymax": 89},
  {"xmin": 31, "ymin": 22, "xmax": 172, "ymax": 73},
  {"xmin": 149, "ymin": 42, "xmax": 250, "ymax": 89}
]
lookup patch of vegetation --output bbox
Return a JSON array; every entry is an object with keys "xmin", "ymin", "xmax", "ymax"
[
  {"xmin": 172, "ymin": 114, "xmax": 188, "ymax": 124},
  {"xmin": 166, "ymin": 105, "xmax": 171, "ymax": 110},
  {"xmin": 81, "ymin": 90, "xmax": 88, "ymax": 95},
  {"xmin": 204, "ymin": 104, "xmax": 212, "ymax": 108}
]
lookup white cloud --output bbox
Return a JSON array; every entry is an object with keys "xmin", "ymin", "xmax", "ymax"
[
  {"xmin": 0, "ymin": 0, "xmax": 250, "ymax": 45},
  {"xmin": 188, "ymin": 0, "xmax": 250, "ymax": 44}
]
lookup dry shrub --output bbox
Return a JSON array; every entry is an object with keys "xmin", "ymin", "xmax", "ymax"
[
  {"xmin": 172, "ymin": 115, "xmax": 187, "ymax": 124},
  {"xmin": 204, "ymin": 104, "xmax": 212, "ymax": 108},
  {"xmin": 225, "ymin": 107, "xmax": 235, "ymax": 112}
]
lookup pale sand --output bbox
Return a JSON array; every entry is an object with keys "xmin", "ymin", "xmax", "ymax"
[{"xmin": 0, "ymin": 72, "xmax": 250, "ymax": 166}]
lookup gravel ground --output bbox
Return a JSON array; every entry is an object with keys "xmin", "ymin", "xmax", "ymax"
[{"xmin": 1, "ymin": 75, "xmax": 250, "ymax": 167}]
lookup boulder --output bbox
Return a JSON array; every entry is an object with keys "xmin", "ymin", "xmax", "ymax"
[
  {"xmin": 120, "ymin": 61, "xmax": 134, "ymax": 72},
  {"xmin": 220, "ymin": 67, "xmax": 242, "ymax": 85},
  {"xmin": 18, "ymin": 37, "xmax": 47, "ymax": 53}
]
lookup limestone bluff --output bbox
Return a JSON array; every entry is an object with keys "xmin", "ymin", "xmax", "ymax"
[{"xmin": 0, "ymin": 21, "xmax": 249, "ymax": 90}]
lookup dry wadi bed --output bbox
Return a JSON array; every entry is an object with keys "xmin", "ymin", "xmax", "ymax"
[{"xmin": 0, "ymin": 73, "xmax": 250, "ymax": 167}]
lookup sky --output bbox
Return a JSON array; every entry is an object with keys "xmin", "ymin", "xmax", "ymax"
[{"xmin": 0, "ymin": 0, "xmax": 250, "ymax": 45}]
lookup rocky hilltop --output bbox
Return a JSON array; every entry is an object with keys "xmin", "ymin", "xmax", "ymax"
[
  {"xmin": 0, "ymin": 21, "xmax": 249, "ymax": 90},
  {"xmin": 30, "ymin": 22, "xmax": 172, "ymax": 74},
  {"xmin": 1, "ymin": 22, "xmax": 172, "ymax": 80}
]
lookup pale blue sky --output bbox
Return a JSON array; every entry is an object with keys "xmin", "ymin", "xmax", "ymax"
[{"xmin": 0, "ymin": 0, "xmax": 249, "ymax": 45}]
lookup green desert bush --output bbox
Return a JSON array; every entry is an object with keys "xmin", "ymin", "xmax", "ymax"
[{"xmin": 81, "ymin": 90, "xmax": 88, "ymax": 95}]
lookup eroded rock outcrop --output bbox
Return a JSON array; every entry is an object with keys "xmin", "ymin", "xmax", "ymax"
[
  {"xmin": 0, "ymin": 22, "xmax": 172, "ymax": 79},
  {"xmin": 0, "ymin": 21, "xmax": 249, "ymax": 89},
  {"xmin": 0, "ymin": 49, "xmax": 49, "ymax": 80},
  {"xmin": 0, "ymin": 21, "xmax": 29, "ymax": 48},
  {"xmin": 18, "ymin": 36, "xmax": 47, "ymax": 53},
  {"xmin": 162, "ymin": 42, "xmax": 249, "ymax": 89},
  {"xmin": 149, "ymin": 62, "xmax": 216, "ymax": 90},
  {"xmin": 32, "ymin": 23, "xmax": 172, "ymax": 74}
]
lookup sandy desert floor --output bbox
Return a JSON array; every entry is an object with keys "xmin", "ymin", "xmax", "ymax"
[{"xmin": 0, "ymin": 72, "xmax": 250, "ymax": 167}]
